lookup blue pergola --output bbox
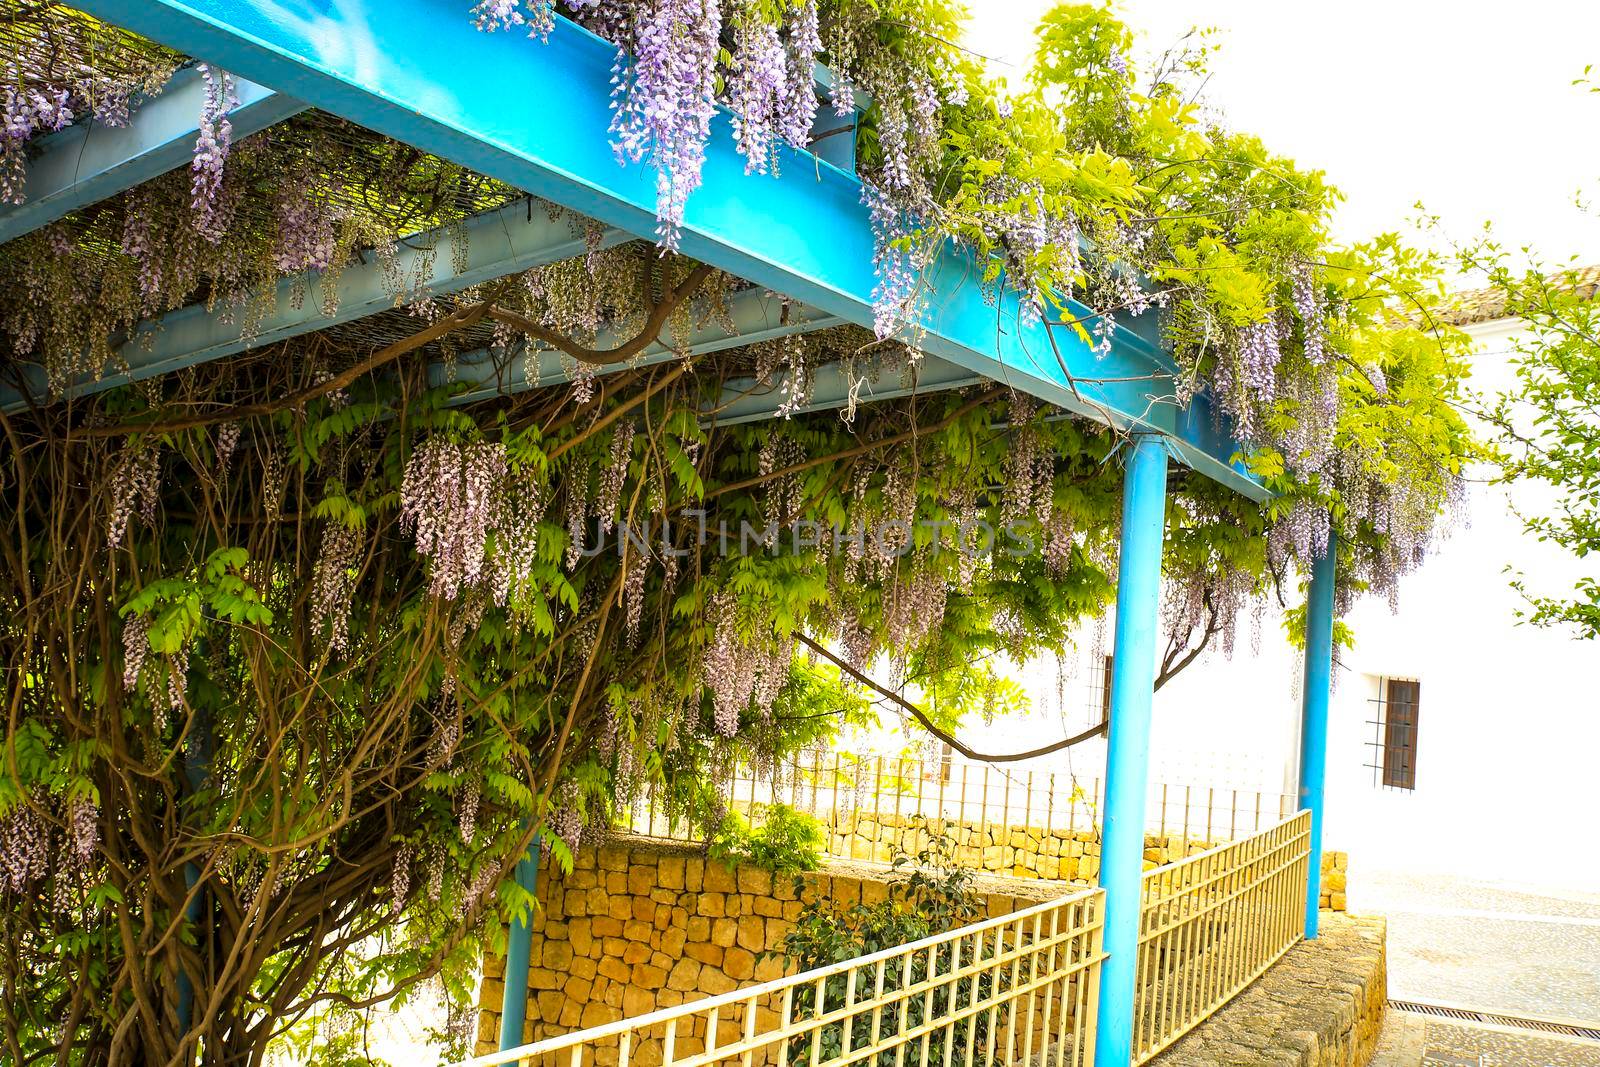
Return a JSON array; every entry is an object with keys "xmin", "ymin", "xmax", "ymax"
[{"xmin": 0, "ymin": 4, "xmax": 1339, "ymax": 1064}]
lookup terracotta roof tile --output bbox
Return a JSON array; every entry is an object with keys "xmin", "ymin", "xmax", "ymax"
[{"xmin": 1439, "ymin": 264, "xmax": 1600, "ymax": 326}]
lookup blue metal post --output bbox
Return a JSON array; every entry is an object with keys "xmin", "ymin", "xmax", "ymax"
[
  {"xmin": 497, "ymin": 839, "xmax": 543, "ymax": 1052},
  {"xmin": 175, "ymin": 712, "xmax": 214, "ymax": 1042},
  {"xmin": 1094, "ymin": 434, "xmax": 1169, "ymax": 1067},
  {"xmin": 1298, "ymin": 528, "xmax": 1337, "ymax": 940}
]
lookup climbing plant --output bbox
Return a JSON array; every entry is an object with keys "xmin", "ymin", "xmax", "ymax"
[{"xmin": 0, "ymin": 2, "xmax": 1477, "ymax": 1065}]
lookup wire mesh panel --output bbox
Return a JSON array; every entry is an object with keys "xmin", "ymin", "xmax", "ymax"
[
  {"xmin": 455, "ymin": 888, "xmax": 1105, "ymax": 1067},
  {"xmin": 624, "ymin": 752, "xmax": 1295, "ymax": 872},
  {"xmin": 1130, "ymin": 810, "xmax": 1311, "ymax": 1063}
]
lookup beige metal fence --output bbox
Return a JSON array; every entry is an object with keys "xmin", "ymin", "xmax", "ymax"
[
  {"xmin": 1130, "ymin": 810, "xmax": 1312, "ymax": 1062},
  {"xmin": 628, "ymin": 753, "xmax": 1294, "ymax": 865},
  {"xmin": 461, "ymin": 887, "xmax": 1106, "ymax": 1067}
]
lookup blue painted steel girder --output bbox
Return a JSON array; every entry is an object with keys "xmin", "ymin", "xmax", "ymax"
[
  {"xmin": 72, "ymin": 0, "xmax": 1267, "ymax": 502},
  {"xmin": 436, "ymin": 288, "xmax": 845, "ymax": 407},
  {"xmin": 1095, "ymin": 434, "xmax": 1170, "ymax": 1067},
  {"xmin": 1, "ymin": 200, "xmax": 634, "ymax": 413},
  {"xmin": 0, "ymin": 66, "xmax": 304, "ymax": 246},
  {"xmin": 1298, "ymin": 531, "xmax": 1338, "ymax": 940}
]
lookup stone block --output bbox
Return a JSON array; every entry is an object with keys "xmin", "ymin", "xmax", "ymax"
[
  {"xmin": 632, "ymin": 962, "xmax": 667, "ymax": 988},
  {"xmin": 736, "ymin": 915, "xmax": 765, "ymax": 951},
  {"xmin": 686, "ymin": 943, "xmax": 724, "ymax": 966},
  {"xmin": 658, "ymin": 855, "xmax": 686, "ymax": 889},
  {"xmin": 629, "ymin": 864, "xmax": 657, "ymax": 896},
  {"xmin": 704, "ymin": 862, "xmax": 738, "ymax": 893},
  {"xmin": 754, "ymin": 954, "xmax": 785, "ymax": 983},
  {"xmin": 536, "ymin": 990, "xmax": 565, "ymax": 1024},
  {"xmin": 623, "ymin": 985, "xmax": 655, "ymax": 1017},
  {"xmin": 723, "ymin": 946, "xmax": 756, "ymax": 981},
  {"xmin": 542, "ymin": 941, "xmax": 573, "ymax": 969},
  {"xmin": 700, "ymin": 968, "xmax": 739, "ymax": 995},
  {"xmin": 569, "ymin": 917, "xmax": 593, "ymax": 956},
  {"xmin": 736, "ymin": 866, "xmax": 772, "ymax": 895},
  {"xmin": 580, "ymin": 1002, "xmax": 617, "ymax": 1029},
  {"xmin": 667, "ymin": 957, "xmax": 702, "ymax": 991}
]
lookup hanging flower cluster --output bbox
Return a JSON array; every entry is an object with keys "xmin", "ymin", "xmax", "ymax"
[
  {"xmin": 606, "ymin": 0, "xmax": 722, "ymax": 248},
  {"xmin": 0, "ymin": 800, "xmax": 49, "ymax": 893},
  {"xmin": 190, "ymin": 65, "xmax": 238, "ymax": 240},
  {"xmin": 400, "ymin": 438, "xmax": 511, "ymax": 601},
  {"xmin": 0, "ymin": 6, "xmax": 179, "ymax": 204},
  {"xmin": 702, "ymin": 593, "xmax": 795, "ymax": 737},
  {"xmin": 108, "ymin": 441, "xmax": 162, "ymax": 549}
]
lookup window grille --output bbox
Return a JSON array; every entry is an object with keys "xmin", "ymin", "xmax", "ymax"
[
  {"xmin": 1365, "ymin": 677, "xmax": 1420, "ymax": 790},
  {"xmin": 1096, "ymin": 653, "xmax": 1114, "ymax": 726}
]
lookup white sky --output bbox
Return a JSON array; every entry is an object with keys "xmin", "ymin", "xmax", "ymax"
[{"xmin": 962, "ymin": 1, "xmax": 1600, "ymax": 271}]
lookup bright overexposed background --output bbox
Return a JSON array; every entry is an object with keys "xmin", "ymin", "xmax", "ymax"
[{"xmin": 962, "ymin": 0, "xmax": 1600, "ymax": 263}]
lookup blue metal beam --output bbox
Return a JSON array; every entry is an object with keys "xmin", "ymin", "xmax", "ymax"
[
  {"xmin": 1, "ymin": 201, "xmax": 632, "ymax": 413},
  {"xmin": 74, "ymin": 0, "xmax": 1267, "ymax": 502},
  {"xmin": 709, "ymin": 353, "xmax": 982, "ymax": 426},
  {"xmin": 497, "ymin": 838, "xmax": 541, "ymax": 1052},
  {"xmin": 0, "ymin": 66, "xmax": 304, "ymax": 246},
  {"xmin": 1095, "ymin": 434, "xmax": 1169, "ymax": 1067},
  {"xmin": 435, "ymin": 289, "xmax": 844, "ymax": 405},
  {"xmin": 1298, "ymin": 529, "xmax": 1337, "ymax": 940}
]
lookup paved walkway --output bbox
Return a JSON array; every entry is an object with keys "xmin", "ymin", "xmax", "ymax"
[
  {"xmin": 1354, "ymin": 867, "xmax": 1600, "ymax": 1066},
  {"xmin": 1350, "ymin": 868, "xmax": 1600, "ymax": 1022},
  {"xmin": 1374, "ymin": 1012, "xmax": 1600, "ymax": 1067}
]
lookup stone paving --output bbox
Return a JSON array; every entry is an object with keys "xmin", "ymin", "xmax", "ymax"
[
  {"xmin": 1373, "ymin": 1011, "xmax": 1600, "ymax": 1067},
  {"xmin": 1355, "ymin": 866, "xmax": 1600, "ymax": 1066},
  {"xmin": 1350, "ymin": 868, "xmax": 1600, "ymax": 1023}
]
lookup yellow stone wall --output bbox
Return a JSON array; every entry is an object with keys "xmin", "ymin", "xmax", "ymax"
[
  {"xmin": 1320, "ymin": 850, "xmax": 1349, "ymax": 912},
  {"xmin": 476, "ymin": 831, "xmax": 1350, "ymax": 1055},
  {"xmin": 474, "ymin": 838, "xmax": 1066, "ymax": 1056}
]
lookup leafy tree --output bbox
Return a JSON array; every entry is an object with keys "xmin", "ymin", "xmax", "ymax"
[{"xmin": 1467, "ymin": 257, "xmax": 1600, "ymax": 637}]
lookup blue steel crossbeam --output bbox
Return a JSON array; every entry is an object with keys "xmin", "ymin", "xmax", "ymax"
[
  {"xmin": 72, "ymin": 0, "xmax": 1267, "ymax": 503},
  {"xmin": 0, "ymin": 66, "xmax": 305, "ymax": 246},
  {"xmin": 0, "ymin": 200, "xmax": 635, "ymax": 413},
  {"xmin": 436, "ymin": 290, "xmax": 845, "ymax": 407}
]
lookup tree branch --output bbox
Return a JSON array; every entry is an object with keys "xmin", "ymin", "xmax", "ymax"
[
  {"xmin": 794, "ymin": 633, "xmax": 1107, "ymax": 763},
  {"xmin": 486, "ymin": 263, "xmax": 715, "ymax": 367}
]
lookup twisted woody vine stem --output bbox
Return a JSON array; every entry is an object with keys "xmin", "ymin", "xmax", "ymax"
[{"xmin": 0, "ymin": 1, "xmax": 1477, "ymax": 1064}]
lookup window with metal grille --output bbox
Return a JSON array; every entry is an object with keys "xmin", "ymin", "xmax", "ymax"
[
  {"xmin": 1098, "ymin": 654, "xmax": 1114, "ymax": 726},
  {"xmin": 1366, "ymin": 677, "xmax": 1420, "ymax": 790}
]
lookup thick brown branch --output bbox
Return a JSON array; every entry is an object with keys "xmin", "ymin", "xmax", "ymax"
[
  {"xmin": 794, "ymin": 633, "xmax": 1107, "ymax": 762},
  {"xmin": 486, "ymin": 263, "xmax": 715, "ymax": 367}
]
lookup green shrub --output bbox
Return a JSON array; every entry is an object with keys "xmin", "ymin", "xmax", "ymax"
[
  {"xmin": 708, "ymin": 802, "xmax": 825, "ymax": 874},
  {"xmin": 771, "ymin": 824, "xmax": 998, "ymax": 1066}
]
